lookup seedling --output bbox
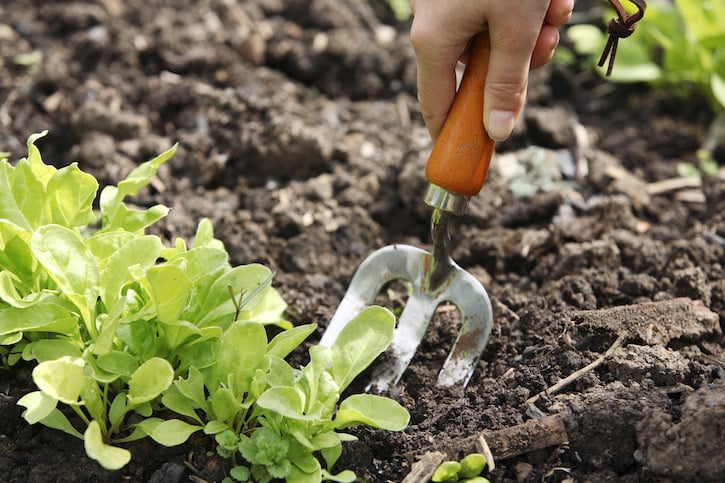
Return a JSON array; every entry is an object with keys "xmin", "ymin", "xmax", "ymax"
[{"xmin": 432, "ymin": 453, "xmax": 489, "ymax": 483}]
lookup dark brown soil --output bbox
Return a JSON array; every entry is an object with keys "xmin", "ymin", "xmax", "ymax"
[{"xmin": 1, "ymin": 1, "xmax": 723, "ymax": 482}]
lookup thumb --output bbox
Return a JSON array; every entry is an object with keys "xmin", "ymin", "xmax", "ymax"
[{"xmin": 482, "ymin": 30, "xmax": 536, "ymax": 142}]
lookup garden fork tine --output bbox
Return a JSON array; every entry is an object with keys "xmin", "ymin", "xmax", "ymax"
[{"xmin": 321, "ymin": 33, "xmax": 496, "ymax": 389}]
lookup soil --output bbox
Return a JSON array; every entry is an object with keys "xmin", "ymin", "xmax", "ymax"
[{"xmin": 1, "ymin": 1, "xmax": 723, "ymax": 482}]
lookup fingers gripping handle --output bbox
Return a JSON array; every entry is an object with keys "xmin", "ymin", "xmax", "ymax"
[{"xmin": 425, "ymin": 33, "xmax": 496, "ymax": 211}]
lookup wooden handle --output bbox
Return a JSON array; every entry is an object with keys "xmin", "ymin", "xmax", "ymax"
[{"xmin": 425, "ymin": 33, "xmax": 495, "ymax": 197}]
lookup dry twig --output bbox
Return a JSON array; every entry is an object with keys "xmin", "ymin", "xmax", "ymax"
[{"xmin": 526, "ymin": 333, "xmax": 626, "ymax": 405}]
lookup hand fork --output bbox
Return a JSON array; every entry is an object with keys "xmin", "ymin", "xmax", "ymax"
[{"xmin": 320, "ymin": 33, "xmax": 496, "ymax": 390}]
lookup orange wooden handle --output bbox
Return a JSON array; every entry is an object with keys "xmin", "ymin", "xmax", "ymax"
[{"xmin": 425, "ymin": 33, "xmax": 495, "ymax": 197}]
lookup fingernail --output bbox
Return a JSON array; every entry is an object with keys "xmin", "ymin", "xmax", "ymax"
[{"xmin": 488, "ymin": 110, "xmax": 516, "ymax": 141}]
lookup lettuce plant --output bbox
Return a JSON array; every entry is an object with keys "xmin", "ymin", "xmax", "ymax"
[
  {"xmin": 2, "ymin": 132, "xmax": 287, "ymax": 468},
  {"xmin": 1, "ymin": 132, "xmax": 410, "ymax": 480},
  {"xmin": 165, "ymin": 307, "xmax": 409, "ymax": 482},
  {"xmin": 566, "ymin": 0, "xmax": 725, "ymax": 111}
]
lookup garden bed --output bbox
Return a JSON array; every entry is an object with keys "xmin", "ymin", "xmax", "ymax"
[{"xmin": 1, "ymin": 0, "xmax": 723, "ymax": 482}]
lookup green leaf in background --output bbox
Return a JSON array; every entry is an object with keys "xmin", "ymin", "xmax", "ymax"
[
  {"xmin": 675, "ymin": 0, "xmax": 725, "ymax": 42},
  {"xmin": 712, "ymin": 73, "xmax": 725, "ymax": 108},
  {"xmin": 566, "ymin": 0, "xmax": 725, "ymax": 111},
  {"xmin": 566, "ymin": 24, "xmax": 603, "ymax": 56}
]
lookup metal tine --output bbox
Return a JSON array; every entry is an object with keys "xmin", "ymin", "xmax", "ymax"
[
  {"xmin": 369, "ymin": 262, "xmax": 493, "ymax": 391},
  {"xmin": 436, "ymin": 269, "xmax": 493, "ymax": 387},
  {"xmin": 321, "ymin": 243, "xmax": 493, "ymax": 392}
]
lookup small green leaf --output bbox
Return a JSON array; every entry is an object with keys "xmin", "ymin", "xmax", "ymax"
[
  {"xmin": 459, "ymin": 453, "xmax": 487, "ymax": 478},
  {"xmin": 0, "ymin": 221, "xmax": 34, "ymax": 284},
  {"xmin": 84, "ymin": 420, "xmax": 132, "ymax": 470},
  {"xmin": 45, "ymin": 163, "xmax": 98, "ymax": 227},
  {"xmin": 432, "ymin": 461, "xmax": 461, "ymax": 483},
  {"xmin": 133, "ymin": 417, "xmax": 201, "ymax": 446},
  {"xmin": 229, "ymin": 466, "xmax": 250, "ymax": 482},
  {"xmin": 99, "ymin": 145, "xmax": 176, "ymax": 232},
  {"xmin": 330, "ymin": 306, "xmax": 395, "ymax": 391},
  {"xmin": 96, "ymin": 351, "xmax": 139, "ymax": 378},
  {"xmin": 85, "ymin": 230, "xmax": 136, "ymax": 261},
  {"xmin": 320, "ymin": 469, "xmax": 357, "ymax": 483},
  {"xmin": 256, "ymin": 386, "xmax": 309, "ymax": 420},
  {"xmin": 31, "ymin": 224, "xmax": 100, "ymax": 325},
  {"xmin": 237, "ymin": 286, "xmax": 289, "ymax": 328},
  {"xmin": 320, "ymin": 440, "xmax": 343, "ymax": 473},
  {"xmin": 210, "ymin": 386, "xmax": 240, "ymax": 424},
  {"xmin": 127, "ymin": 357, "xmax": 174, "ymax": 405},
  {"xmin": 22, "ymin": 338, "xmax": 83, "ymax": 362},
  {"xmin": 81, "ymin": 377, "xmax": 105, "ymax": 423},
  {"xmin": 98, "ymin": 235, "xmax": 164, "ymax": 312},
  {"xmin": 174, "ymin": 366, "xmax": 208, "ymax": 409},
  {"xmin": 334, "ymin": 394, "xmax": 409, "ymax": 431},
  {"xmin": 108, "ymin": 393, "xmax": 128, "ymax": 429},
  {"xmin": 203, "ymin": 420, "xmax": 228, "ymax": 435},
  {"xmin": 161, "ymin": 385, "xmax": 204, "ymax": 424},
  {"xmin": 32, "ymin": 356, "xmax": 85, "ymax": 404},
  {"xmin": 289, "ymin": 455, "xmax": 321, "ymax": 481},
  {"xmin": 197, "ymin": 264, "xmax": 274, "ymax": 327},
  {"xmin": 264, "ymin": 355, "xmax": 297, "ymax": 387},
  {"xmin": 192, "ymin": 218, "xmax": 226, "ymax": 250},
  {"xmin": 211, "ymin": 321, "xmax": 267, "ymax": 393},
  {"xmin": 17, "ymin": 390, "xmax": 57, "ymax": 424},
  {"xmin": 36, "ymin": 408, "xmax": 84, "ymax": 439},
  {"xmin": 144, "ymin": 264, "xmax": 193, "ymax": 323},
  {"xmin": 0, "ymin": 300, "xmax": 78, "ymax": 337},
  {"xmin": 267, "ymin": 323, "xmax": 316, "ymax": 359}
]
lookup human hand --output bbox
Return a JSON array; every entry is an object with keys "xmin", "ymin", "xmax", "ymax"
[{"xmin": 410, "ymin": 0, "xmax": 573, "ymax": 141}]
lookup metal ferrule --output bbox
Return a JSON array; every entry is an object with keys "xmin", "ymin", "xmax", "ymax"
[{"xmin": 424, "ymin": 183, "xmax": 469, "ymax": 215}]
